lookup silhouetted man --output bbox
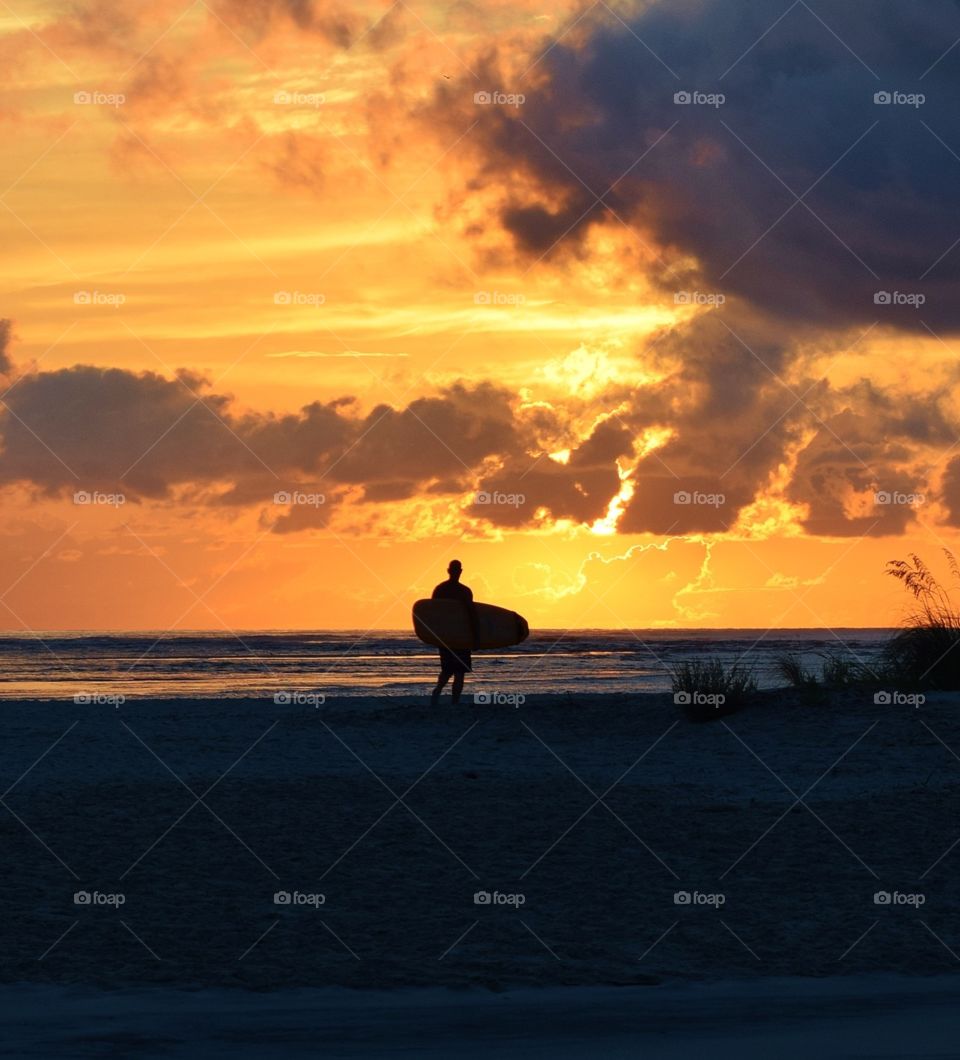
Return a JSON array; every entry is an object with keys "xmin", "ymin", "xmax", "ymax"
[{"xmin": 430, "ymin": 559, "xmax": 477, "ymax": 705}]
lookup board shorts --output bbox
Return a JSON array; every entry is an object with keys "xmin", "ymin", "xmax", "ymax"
[{"xmin": 438, "ymin": 647, "xmax": 472, "ymax": 674}]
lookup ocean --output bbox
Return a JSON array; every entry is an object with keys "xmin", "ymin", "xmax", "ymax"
[{"xmin": 0, "ymin": 629, "xmax": 894, "ymax": 700}]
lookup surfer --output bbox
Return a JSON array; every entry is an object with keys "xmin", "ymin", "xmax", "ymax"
[{"xmin": 430, "ymin": 559, "xmax": 477, "ymax": 705}]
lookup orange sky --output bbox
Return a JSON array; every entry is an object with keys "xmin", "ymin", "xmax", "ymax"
[{"xmin": 1, "ymin": 0, "xmax": 958, "ymax": 631}]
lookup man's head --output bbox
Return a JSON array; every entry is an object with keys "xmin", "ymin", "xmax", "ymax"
[{"xmin": 447, "ymin": 559, "xmax": 463, "ymax": 580}]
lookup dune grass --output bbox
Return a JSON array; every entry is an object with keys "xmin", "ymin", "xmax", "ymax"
[
  {"xmin": 775, "ymin": 650, "xmax": 876, "ymax": 690},
  {"xmin": 669, "ymin": 658, "xmax": 757, "ymax": 719},
  {"xmin": 670, "ymin": 658, "xmax": 758, "ymax": 697},
  {"xmin": 883, "ymin": 551, "xmax": 960, "ymax": 690},
  {"xmin": 774, "ymin": 652, "xmax": 818, "ymax": 689},
  {"xmin": 775, "ymin": 552, "xmax": 960, "ymax": 695},
  {"xmin": 673, "ymin": 552, "xmax": 960, "ymax": 715}
]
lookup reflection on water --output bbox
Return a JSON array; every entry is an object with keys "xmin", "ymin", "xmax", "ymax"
[{"xmin": 0, "ymin": 629, "xmax": 893, "ymax": 699}]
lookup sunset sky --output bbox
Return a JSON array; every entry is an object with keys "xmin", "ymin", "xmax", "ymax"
[{"xmin": 2, "ymin": 0, "xmax": 960, "ymax": 631}]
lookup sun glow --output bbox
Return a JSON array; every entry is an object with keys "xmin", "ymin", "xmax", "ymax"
[{"xmin": 590, "ymin": 462, "xmax": 636, "ymax": 536}]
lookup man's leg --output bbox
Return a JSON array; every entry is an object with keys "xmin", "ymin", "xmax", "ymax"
[
  {"xmin": 431, "ymin": 667, "xmax": 452, "ymax": 704},
  {"xmin": 451, "ymin": 671, "xmax": 465, "ymax": 704}
]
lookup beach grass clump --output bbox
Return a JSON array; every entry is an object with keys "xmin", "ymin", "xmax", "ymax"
[
  {"xmin": 884, "ymin": 551, "xmax": 960, "ymax": 690},
  {"xmin": 774, "ymin": 652, "xmax": 818, "ymax": 689},
  {"xmin": 669, "ymin": 658, "xmax": 757, "ymax": 719},
  {"xmin": 820, "ymin": 651, "xmax": 878, "ymax": 687},
  {"xmin": 775, "ymin": 650, "xmax": 880, "ymax": 695}
]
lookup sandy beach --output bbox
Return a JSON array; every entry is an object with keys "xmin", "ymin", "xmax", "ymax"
[
  {"xmin": 3, "ymin": 973, "xmax": 960, "ymax": 1058},
  {"xmin": 2, "ymin": 688, "xmax": 958, "ymax": 1038}
]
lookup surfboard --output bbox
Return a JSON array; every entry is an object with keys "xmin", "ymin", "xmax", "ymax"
[{"xmin": 412, "ymin": 599, "xmax": 529, "ymax": 650}]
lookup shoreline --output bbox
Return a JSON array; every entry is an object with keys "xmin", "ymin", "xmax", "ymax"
[{"xmin": 0, "ymin": 684, "xmax": 944, "ymax": 704}]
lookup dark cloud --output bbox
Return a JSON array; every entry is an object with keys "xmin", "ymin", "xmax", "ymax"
[
  {"xmin": 332, "ymin": 382, "xmax": 519, "ymax": 489},
  {"xmin": 620, "ymin": 310, "xmax": 809, "ymax": 533},
  {"xmin": 0, "ymin": 320, "xmax": 12, "ymax": 375},
  {"xmin": 618, "ymin": 311, "xmax": 952, "ymax": 536},
  {"xmin": 0, "ymin": 362, "xmax": 529, "ymax": 526},
  {"xmin": 421, "ymin": 1, "xmax": 960, "ymax": 535},
  {"xmin": 623, "ymin": 476, "xmax": 746, "ymax": 535},
  {"xmin": 468, "ymin": 419, "xmax": 634, "ymax": 527},
  {"xmin": 940, "ymin": 457, "xmax": 960, "ymax": 526},
  {"xmin": 212, "ymin": 0, "xmax": 364, "ymax": 47},
  {"xmin": 269, "ymin": 497, "xmax": 335, "ymax": 534},
  {"xmin": 437, "ymin": 0, "xmax": 960, "ymax": 330},
  {"xmin": 787, "ymin": 405, "xmax": 935, "ymax": 537}
]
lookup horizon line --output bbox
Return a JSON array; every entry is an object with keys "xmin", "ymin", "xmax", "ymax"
[{"xmin": 0, "ymin": 625, "xmax": 901, "ymax": 635}]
